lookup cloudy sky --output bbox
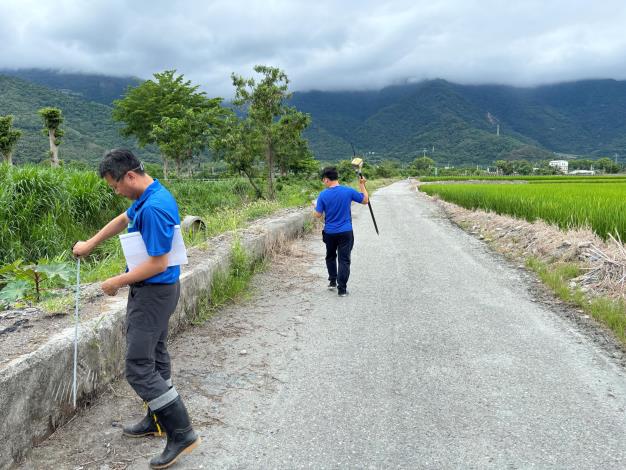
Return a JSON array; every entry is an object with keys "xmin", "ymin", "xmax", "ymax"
[{"xmin": 2, "ymin": 0, "xmax": 626, "ymax": 96}]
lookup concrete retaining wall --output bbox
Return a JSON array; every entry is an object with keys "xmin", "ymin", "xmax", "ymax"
[{"xmin": 0, "ymin": 209, "xmax": 311, "ymax": 469}]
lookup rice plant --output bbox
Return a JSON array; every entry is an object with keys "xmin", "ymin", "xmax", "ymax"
[
  {"xmin": 420, "ymin": 182, "xmax": 626, "ymax": 240},
  {"xmin": 420, "ymin": 175, "xmax": 626, "ymax": 183}
]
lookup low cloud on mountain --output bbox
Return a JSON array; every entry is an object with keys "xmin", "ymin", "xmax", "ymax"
[{"xmin": 2, "ymin": 0, "xmax": 626, "ymax": 96}]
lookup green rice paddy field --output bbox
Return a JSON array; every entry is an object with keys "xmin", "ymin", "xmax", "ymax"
[{"xmin": 419, "ymin": 178, "xmax": 626, "ymax": 240}]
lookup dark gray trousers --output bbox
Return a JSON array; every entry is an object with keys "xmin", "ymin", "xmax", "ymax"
[
  {"xmin": 322, "ymin": 230, "xmax": 354, "ymax": 290},
  {"xmin": 125, "ymin": 281, "xmax": 180, "ymax": 407}
]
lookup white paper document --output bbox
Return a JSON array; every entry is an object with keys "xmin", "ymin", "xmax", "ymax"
[{"xmin": 119, "ymin": 225, "xmax": 188, "ymax": 271}]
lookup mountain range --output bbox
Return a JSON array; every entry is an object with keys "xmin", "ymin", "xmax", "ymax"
[
  {"xmin": 291, "ymin": 79, "xmax": 626, "ymax": 164},
  {"xmin": 0, "ymin": 71, "xmax": 155, "ymax": 164},
  {"xmin": 1, "ymin": 69, "xmax": 625, "ymax": 166}
]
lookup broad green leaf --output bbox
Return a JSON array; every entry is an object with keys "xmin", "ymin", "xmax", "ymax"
[
  {"xmin": 0, "ymin": 260, "xmax": 23, "ymax": 279},
  {"xmin": 36, "ymin": 262, "xmax": 73, "ymax": 283},
  {"xmin": 0, "ymin": 280, "xmax": 31, "ymax": 303},
  {"xmin": 13, "ymin": 264, "xmax": 37, "ymax": 281}
]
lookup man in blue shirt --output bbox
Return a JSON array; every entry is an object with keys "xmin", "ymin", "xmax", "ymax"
[
  {"xmin": 73, "ymin": 149, "xmax": 199, "ymax": 469},
  {"xmin": 314, "ymin": 166, "xmax": 369, "ymax": 296}
]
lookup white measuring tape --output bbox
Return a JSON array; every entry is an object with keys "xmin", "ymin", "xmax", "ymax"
[{"xmin": 72, "ymin": 258, "xmax": 80, "ymax": 408}]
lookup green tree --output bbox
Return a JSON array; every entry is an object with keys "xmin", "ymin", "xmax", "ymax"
[
  {"xmin": 273, "ymin": 107, "xmax": 315, "ymax": 176},
  {"xmin": 595, "ymin": 157, "xmax": 620, "ymax": 174},
  {"xmin": 112, "ymin": 70, "xmax": 213, "ymax": 178},
  {"xmin": 411, "ymin": 156, "xmax": 435, "ymax": 174},
  {"xmin": 0, "ymin": 115, "xmax": 22, "ymax": 165},
  {"xmin": 38, "ymin": 107, "xmax": 64, "ymax": 167},
  {"xmin": 514, "ymin": 159, "xmax": 533, "ymax": 175},
  {"xmin": 494, "ymin": 159, "xmax": 514, "ymax": 175},
  {"xmin": 215, "ymin": 115, "xmax": 265, "ymax": 198},
  {"xmin": 569, "ymin": 159, "xmax": 594, "ymax": 171},
  {"xmin": 284, "ymin": 139, "xmax": 319, "ymax": 175},
  {"xmin": 151, "ymin": 104, "xmax": 227, "ymax": 176},
  {"xmin": 375, "ymin": 160, "xmax": 401, "ymax": 178},
  {"xmin": 231, "ymin": 65, "xmax": 309, "ymax": 199},
  {"xmin": 336, "ymin": 159, "xmax": 357, "ymax": 182}
]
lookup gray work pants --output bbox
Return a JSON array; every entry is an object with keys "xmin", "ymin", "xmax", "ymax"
[{"xmin": 125, "ymin": 281, "xmax": 180, "ymax": 408}]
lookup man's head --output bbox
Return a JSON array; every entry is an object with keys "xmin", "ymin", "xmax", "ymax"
[
  {"xmin": 321, "ymin": 166, "xmax": 339, "ymax": 186},
  {"xmin": 99, "ymin": 149, "xmax": 151, "ymax": 199}
]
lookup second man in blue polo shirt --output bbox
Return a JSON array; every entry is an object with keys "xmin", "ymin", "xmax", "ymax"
[{"xmin": 314, "ymin": 166, "xmax": 369, "ymax": 296}]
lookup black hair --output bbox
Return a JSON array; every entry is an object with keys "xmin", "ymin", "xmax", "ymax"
[
  {"xmin": 321, "ymin": 166, "xmax": 339, "ymax": 181},
  {"xmin": 98, "ymin": 149, "xmax": 145, "ymax": 180}
]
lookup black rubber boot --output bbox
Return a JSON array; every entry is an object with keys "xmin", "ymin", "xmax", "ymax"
[
  {"xmin": 149, "ymin": 397, "xmax": 200, "ymax": 469},
  {"xmin": 123, "ymin": 405, "xmax": 164, "ymax": 438}
]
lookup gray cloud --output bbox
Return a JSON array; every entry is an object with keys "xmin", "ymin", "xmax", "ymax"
[{"xmin": 2, "ymin": 0, "xmax": 626, "ymax": 96}]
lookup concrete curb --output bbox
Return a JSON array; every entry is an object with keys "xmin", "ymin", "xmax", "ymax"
[{"xmin": 0, "ymin": 209, "xmax": 312, "ymax": 469}]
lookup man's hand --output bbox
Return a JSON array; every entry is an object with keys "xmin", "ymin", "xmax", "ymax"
[
  {"xmin": 73, "ymin": 240, "xmax": 93, "ymax": 258},
  {"xmin": 359, "ymin": 176, "xmax": 369, "ymax": 204},
  {"xmin": 101, "ymin": 277, "xmax": 122, "ymax": 296}
]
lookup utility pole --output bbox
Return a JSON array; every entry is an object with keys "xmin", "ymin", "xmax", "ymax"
[{"xmin": 423, "ymin": 148, "xmax": 427, "ymax": 157}]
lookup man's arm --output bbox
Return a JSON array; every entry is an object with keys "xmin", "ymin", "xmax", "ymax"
[
  {"xmin": 359, "ymin": 177, "xmax": 369, "ymax": 204},
  {"xmin": 73, "ymin": 211, "xmax": 130, "ymax": 257},
  {"xmin": 101, "ymin": 254, "xmax": 169, "ymax": 295},
  {"xmin": 312, "ymin": 198, "xmax": 323, "ymax": 218},
  {"xmin": 101, "ymin": 205, "xmax": 176, "ymax": 296}
]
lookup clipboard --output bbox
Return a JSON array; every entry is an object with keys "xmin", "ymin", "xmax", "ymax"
[{"xmin": 119, "ymin": 225, "xmax": 188, "ymax": 271}]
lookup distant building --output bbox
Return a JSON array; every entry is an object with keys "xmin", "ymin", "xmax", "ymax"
[
  {"xmin": 549, "ymin": 160, "xmax": 569, "ymax": 174},
  {"xmin": 569, "ymin": 169, "xmax": 596, "ymax": 176}
]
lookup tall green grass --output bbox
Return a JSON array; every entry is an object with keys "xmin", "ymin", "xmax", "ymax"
[
  {"xmin": 0, "ymin": 165, "xmax": 126, "ymax": 264},
  {"xmin": 167, "ymin": 178, "xmax": 256, "ymax": 214},
  {"xmin": 420, "ymin": 182, "xmax": 626, "ymax": 240},
  {"xmin": 0, "ymin": 168, "xmax": 322, "ymax": 268},
  {"xmin": 163, "ymin": 175, "xmax": 320, "ymax": 235}
]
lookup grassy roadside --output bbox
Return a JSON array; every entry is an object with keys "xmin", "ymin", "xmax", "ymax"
[
  {"xmin": 525, "ymin": 257, "xmax": 626, "ymax": 344},
  {"xmin": 191, "ymin": 237, "xmax": 266, "ymax": 325}
]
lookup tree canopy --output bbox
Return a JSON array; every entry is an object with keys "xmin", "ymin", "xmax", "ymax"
[
  {"xmin": 0, "ymin": 115, "xmax": 22, "ymax": 165},
  {"xmin": 38, "ymin": 107, "xmax": 64, "ymax": 167},
  {"xmin": 113, "ymin": 70, "xmax": 225, "ymax": 176},
  {"xmin": 229, "ymin": 65, "xmax": 313, "ymax": 198}
]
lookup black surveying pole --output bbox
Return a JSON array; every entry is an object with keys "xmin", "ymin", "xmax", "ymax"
[{"xmin": 351, "ymin": 143, "xmax": 379, "ymax": 235}]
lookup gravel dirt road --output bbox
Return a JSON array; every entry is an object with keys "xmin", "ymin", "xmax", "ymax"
[{"xmin": 18, "ymin": 180, "xmax": 626, "ymax": 469}]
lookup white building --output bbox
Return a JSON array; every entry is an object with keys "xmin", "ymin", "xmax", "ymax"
[{"xmin": 549, "ymin": 160, "xmax": 569, "ymax": 174}]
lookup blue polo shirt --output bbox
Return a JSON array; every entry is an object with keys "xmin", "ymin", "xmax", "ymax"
[
  {"xmin": 126, "ymin": 179, "xmax": 181, "ymax": 284},
  {"xmin": 315, "ymin": 185, "xmax": 364, "ymax": 234}
]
